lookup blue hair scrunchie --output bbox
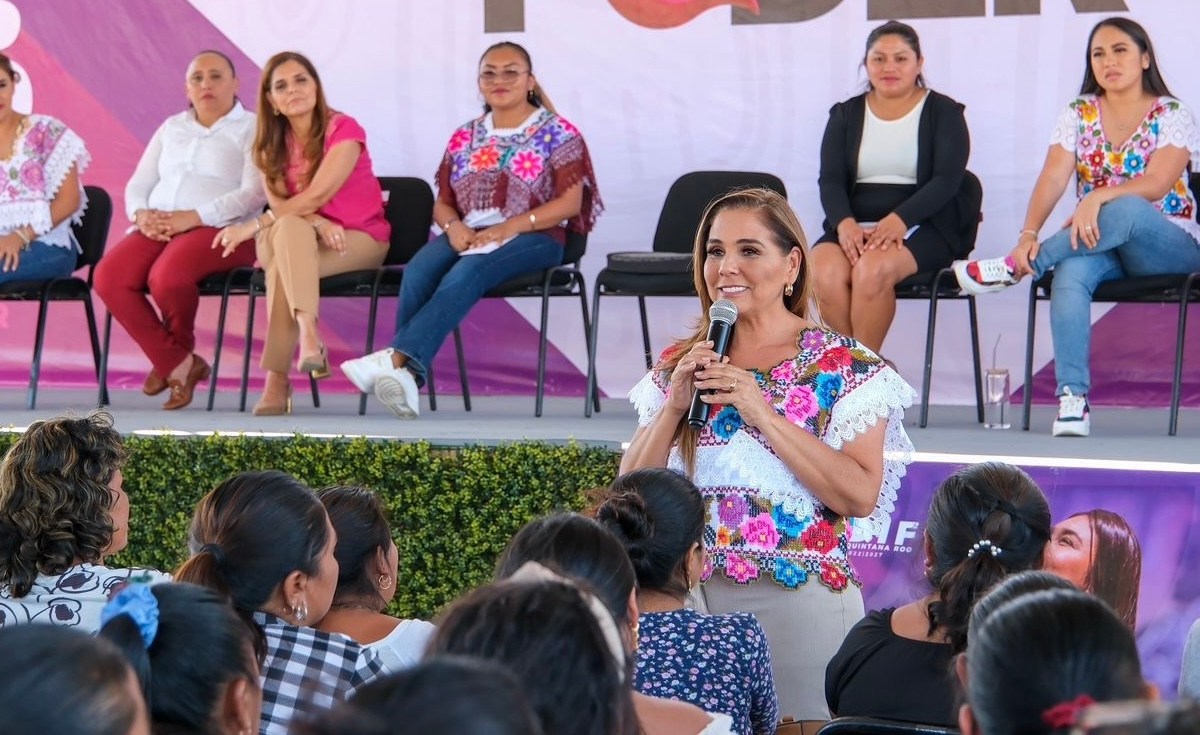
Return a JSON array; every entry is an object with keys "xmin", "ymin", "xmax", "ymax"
[{"xmin": 101, "ymin": 584, "xmax": 160, "ymax": 649}]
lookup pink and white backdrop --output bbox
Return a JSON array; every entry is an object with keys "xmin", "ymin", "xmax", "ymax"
[{"xmin": 1, "ymin": 0, "xmax": 1197, "ymax": 406}]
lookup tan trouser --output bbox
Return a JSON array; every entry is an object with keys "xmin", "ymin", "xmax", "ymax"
[{"xmin": 256, "ymin": 214, "xmax": 386, "ymax": 373}]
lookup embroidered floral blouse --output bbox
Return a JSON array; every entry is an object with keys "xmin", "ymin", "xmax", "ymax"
[
  {"xmin": 0, "ymin": 114, "xmax": 90, "ymax": 250},
  {"xmin": 1052, "ymin": 94, "xmax": 1200, "ymax": 242},
  {"xmin": 630, "ymin": 328, "xmax": 916, "ymax": 592},
  {"xmin": 435, "ymin": 107, "xmax": 603, "ymax": 244}
]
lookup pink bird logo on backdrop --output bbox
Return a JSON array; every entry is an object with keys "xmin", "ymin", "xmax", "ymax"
[{"xmin": 608, "ymin": 0, "xmax": 759, "ymax": 29}]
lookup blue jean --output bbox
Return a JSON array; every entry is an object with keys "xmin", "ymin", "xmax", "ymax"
[
  {"xmin": 0, "ymin": 240, "xmax": 76, "ymax": 285},
  {"xmin": 389, "ymin": 232, "xmax": 564, "ymax": 386},
  {"xmin": 1031, "ymin": 195, "xmax": 1200, "ymax": 396}
]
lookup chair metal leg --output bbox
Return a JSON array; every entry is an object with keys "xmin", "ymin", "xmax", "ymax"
[
  {"xmin": 638, "ymin": 296, "xmax": 652, "ymax": 369},
  {"xmin": 967, "ymin": 295, "xmax": 984, "ymax": 423},
  {"xmin": 358, "ymin": 287, "xmax": 382, "ymax": 416},
  {"xmin": 84, "ymin": 296, "xmax": 103, "ymax": 404},
  {"xmin": 207, "ymin": 278, "xmax": 235, "ymax": 411},
  {"xmin": 1022, "ymin": 282, "xmax": 1038, "ymax": 431},
  {"xmin": 918, "ymin": 285, "xmax": 939, "ymax": 429},
  {"xmin": 585, "ymin": 286, "xmax": 602, "ymax": 417},
  {"xmin": 98, "ymin": 311, "xmax": 113, "ymax": 408},
  {"xmin": 454, "ymin": 327, "xmax": 471, "ymax": 411},
  {"xmin": 27, "ymin": 295, "xmax": 51, "ymax": 410},
  {"xmin": 239, "ymin": 291, "xmax": 257, "ymax": 412},
  {"xmin": 1169, "ymin": 275, "xmax": 1196, "ymax": 436},
  {"xmin": 427, "ymin": 363, "xmax": 438, "ymax": 412}
]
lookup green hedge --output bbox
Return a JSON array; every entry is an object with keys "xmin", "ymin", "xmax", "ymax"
[{"xmin": 0, "ymin": 433, "xmax": 621, "ymax": 619}]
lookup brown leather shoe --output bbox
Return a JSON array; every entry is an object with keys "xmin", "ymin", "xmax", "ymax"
[
  {"xmin": 162, "ymin": 355, "xmax": 211, "ymax": 410},
  {"xmin": 142, "ymin": 369, "xmax": 168, "ymax": 396}
]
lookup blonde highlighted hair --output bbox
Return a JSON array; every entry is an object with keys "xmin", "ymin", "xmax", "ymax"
[{"xmin": 658, "ymin": 187, "xmax": 816, "ymax": 473}]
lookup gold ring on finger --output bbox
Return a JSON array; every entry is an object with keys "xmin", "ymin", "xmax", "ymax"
[{"xmin": 729, "ymin": 379, "xmax": 737, "ymax": 392}]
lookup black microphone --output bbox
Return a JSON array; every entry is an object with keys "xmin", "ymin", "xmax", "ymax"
[{"xmin": 687, "ymin": 299, "xmax": 739, "ymax": 429}]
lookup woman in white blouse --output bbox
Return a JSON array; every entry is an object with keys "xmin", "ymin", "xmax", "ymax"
[{"xmin": 95, "ymin": 50, "xmax": 265, "ymax": 410}]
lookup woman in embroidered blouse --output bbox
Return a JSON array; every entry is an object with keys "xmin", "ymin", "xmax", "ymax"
[
  {"xmin": 955, "ymin": 17, "xmax": 1200, "ymax": 437},
  {"xmin": 0, "ymin": 53, "xmax": 90, "ymax": 286},
  {"xmin": 314, "ymin": 485, "xmax": 435, "ymax": 672},
  {"xmin": 213, "ymin": 51, "xmax": 390, "ymax": 416},
  {"xmin": 825, "ymin": 462, "xmax": 1051, "ymax": 727},
  {"xmin": 592, "ymin": 468, "xmax": 779, "ymax": 735},
  {"xmin": 339, "ymin": 41, "xmax": 603, "ymax": 419},
  {"xmin": 811, "ymin": 21, "xmax": 980, "ymax": 358},
  {"xmin": 621, "ymin": 188, "xmax": 916, "ymax": 731},
  {"xmin": 175, "ymin": 470, "xmax": 384, "ymax": 735},
  {"xmin": 0, "ymin": 411, "xmax": 169, "ymax": 633},
  {"xmin": 95, "ymin": 51, "xmax": 265, "ymax": 411}
]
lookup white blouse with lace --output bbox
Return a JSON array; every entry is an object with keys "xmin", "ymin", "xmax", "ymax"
[
  {"xmin": 0, "ymin": 114, "xmax": 90, "ymax": 250},
  {"xmin": 630, "ymin": 327, "xmax": 916, "ymax": 592}
]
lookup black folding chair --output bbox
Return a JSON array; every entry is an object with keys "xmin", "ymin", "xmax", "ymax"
[
  {"xmin": 584, "ymin": 171, "xmax": 787, "ymax": 416},
  {"xmin": 0, "ymin": 185, "xmax": 110, "ymax": 410}
]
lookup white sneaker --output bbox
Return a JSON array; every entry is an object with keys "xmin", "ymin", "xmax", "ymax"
[
  {"xmin": 953, "ymin": 256, "xmax": 1020, "ymax": 295},
  {"xmin": 1051, "ymin": 388, "xmax": 1090, "ymax": 437},
  {"xmin": 339, "ymin": 348, "xmax": 395, "ymax": 394},
  {"xmin": 374, "ymin": 367, "xmax": 420, "ymax": 419}
]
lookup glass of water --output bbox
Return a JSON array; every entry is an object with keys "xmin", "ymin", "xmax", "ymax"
[{"xmin": 984, "ymin": 368, "xmax": 1011, "ymax": 430}]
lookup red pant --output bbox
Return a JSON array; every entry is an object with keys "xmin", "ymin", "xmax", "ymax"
[{"xmin": 95, "ymin": 227, "xmax": 256, "ymax": 377}]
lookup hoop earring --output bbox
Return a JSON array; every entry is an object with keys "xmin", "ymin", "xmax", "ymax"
[
  {"xmin": 272, "ymin": 107, "xmax": 280, "ymax": 116},
  {"xmin": 784, "ymin": 283, "xmax": 794, "ymax": 297},
  {"xmin": 292, "ymin": 599, "xmax": 308, "ymax": 623},
  {"xmin": 378, "ymin": 574, "xmax": 392, "ymax": 591},
  {"xmin": 527, "ymin": 89, "xmax": 537, "ymax": 105},
  {"xmin": 630, "ymin": 618, "xmax": 640, "ymax": 650}
]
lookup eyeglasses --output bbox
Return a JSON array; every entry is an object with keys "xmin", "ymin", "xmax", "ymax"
[{"xmin": 478, "ymin": 69, "xmax": 528, "ymax": 85}]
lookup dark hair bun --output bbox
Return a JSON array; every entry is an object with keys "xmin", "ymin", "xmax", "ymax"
[{"xmin": 595, "ymin": 492, "xmax": 654, "ymax": 563}]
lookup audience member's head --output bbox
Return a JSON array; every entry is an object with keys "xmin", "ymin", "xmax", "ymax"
[
  {"xmin": 590, "ymin": 468, "xmax": 705, "ymax": 600},
  {"xmin": 317, "ymin": 486, "xmax": 397, "ymax": 613},
  {"xmin": 99, "ymin": 582, "xmax": 261, "ymax": 735},
  {"xmin": 175, "ymin": 470, "xmax": 338, "ymax": 627},
  {"xmin": 1044, "ymin": 509, "xmax": 1142, "ymax": 629},
  {"xmin": 961, "ymin": 588, "xmax": 1151, "ymax": 735},
  {"xmin": 0, "ymin": 623, "xmax": 149, "ymax": 735},
  {"xmin": 428, "ymin": 570, "xmax": 637, "ymax": 735},
  {"xmin": 0, "ymin": 411, "xmax": 130, "ymax": 598},
  {"xmin": 494, "ymin": 512, "xmax": 637, "ymax": 640},
  {"xmin": 294, "ymin": 655, "xmax": 543, "ymax": 735},
  {"xmin": 966, "ymin": 570, "xmax": 1078, "ymax": 649},
  {"xmin": 924, "ymin": 461, "xmax": 1052, "ymax": 653}
]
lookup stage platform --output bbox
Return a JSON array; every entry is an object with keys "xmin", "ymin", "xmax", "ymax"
[{"xmin": 1, "ymin": 388, "xmax": 1197, "ymax": 468}]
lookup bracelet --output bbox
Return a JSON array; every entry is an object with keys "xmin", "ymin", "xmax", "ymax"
[
  {"xmin": 528, "ymin": 212, "xmax": 537, "ymax": 232},
  {"xmin": 442, "ymin": 217, "xmax": 459, "ymax": 231},
  {"xmin": 1018, "ymin": 228, "xmax": 1038, "ymax": 240},
  {"xmin": 14, "ymin": 227, "xmax": 30, "ymax": 246}
]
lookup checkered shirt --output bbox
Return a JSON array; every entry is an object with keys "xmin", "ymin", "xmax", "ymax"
[{"xmin": 253, "ymin": 611, "xmax": 386, "ymax": 734}]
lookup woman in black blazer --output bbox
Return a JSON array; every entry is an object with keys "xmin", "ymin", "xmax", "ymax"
[{"xmin": 811, "ymin": 20, "xmax": 981, "ymax": 357}]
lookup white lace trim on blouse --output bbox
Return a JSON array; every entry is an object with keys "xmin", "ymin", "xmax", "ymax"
[{"xmin": 630, "ymin": 366, "xmax": 917, "ymax": 542}]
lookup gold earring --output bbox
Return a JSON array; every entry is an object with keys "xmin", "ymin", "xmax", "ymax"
[
  {"xmin": 272, "ymin": 107, "xmax": 280, "ymax": 116},
  {"xmin": 378, "ymin": 574, "xmax": 392, "ymax": 591},
  {"xmin": 630, "ymin": 618, "xmax": 640, "ymax": 649},
  {"xmin": 784, "ymin": 283, "xmax": 794, "ymax": 296}
]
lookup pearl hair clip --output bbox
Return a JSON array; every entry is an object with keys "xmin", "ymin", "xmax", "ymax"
[{"xmin": 966, "ymin": 539, "xmax": 1002, "ymax": 558}]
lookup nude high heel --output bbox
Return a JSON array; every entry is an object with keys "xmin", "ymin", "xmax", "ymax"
[
  {"xmin": 252, "ymin": 378, "xmax": 294, "ymax": 416},
  {"xmin": 297, "ymin": 345, "xmax": 330, "ymax": 380}
]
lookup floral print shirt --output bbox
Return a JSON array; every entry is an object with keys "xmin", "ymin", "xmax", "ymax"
[
  {"xmin": 0, "ymin": 114, "xmax": 90, "ymax": 250},
  {"xmin": 635, "ymin": 608, "xmax": 779, "ymax": 735},
  {"xmin": 435, "ymin": 107, "xmax": 603, "ymax": 244},
  {"xmin": 1052, "ymin": 94, "xmax": 1200, "ymax": 242},
  {"xmin": 0, "ymin": 563, "xmax": 169, "ymax": 633},
  {"xmin": 630, "ymin": 328, "xmax": 916, "ymax": 592}
]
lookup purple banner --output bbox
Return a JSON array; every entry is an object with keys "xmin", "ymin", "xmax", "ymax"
[{"xmin": 852, "ymin": 460, "xmax": 1200, "ymax": 698}]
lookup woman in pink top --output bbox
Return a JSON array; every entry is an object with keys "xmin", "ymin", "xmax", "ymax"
[{"xmin": 213, "ymin": 51, "xmax": 390, "ymax": 416}]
